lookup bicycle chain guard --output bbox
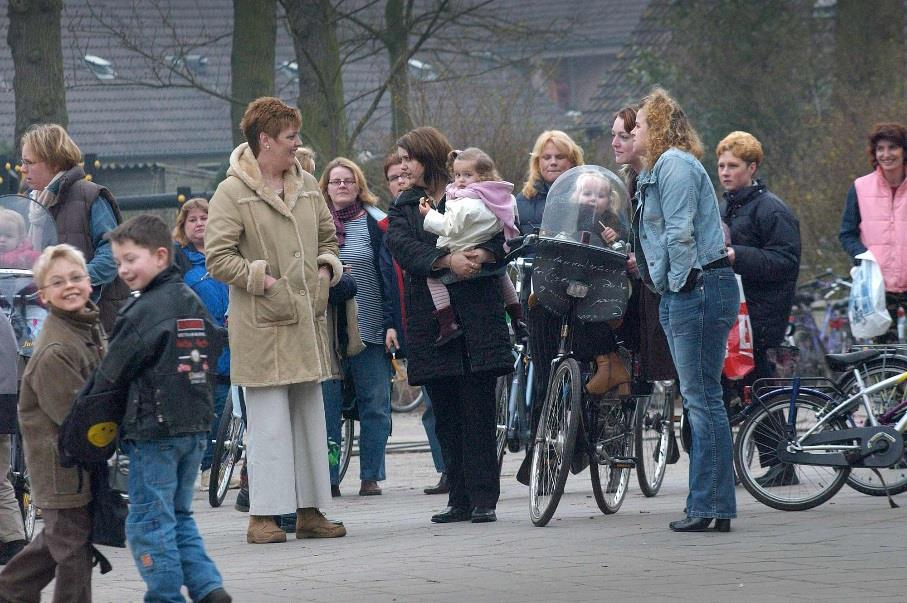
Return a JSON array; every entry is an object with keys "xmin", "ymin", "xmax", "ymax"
[{"xmin": 777, "ymin": 426, "xmax": 904, "ymax": 468}]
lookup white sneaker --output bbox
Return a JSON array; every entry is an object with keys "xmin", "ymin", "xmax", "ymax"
[{"xmin": 199, "ymin": 469, "xmax": 211, "ymax": 491}]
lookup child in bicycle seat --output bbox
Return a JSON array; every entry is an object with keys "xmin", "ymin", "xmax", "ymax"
[
  {"xmin": 572, "ymin": 172, "xmax": 627, "ymax": 246},
  {"xmin": 418, "ymin": 147, "xmax": 526, "ymax": 346},
  {"xmin": 0, "ymin": 208, "xmax": 40, "ymax": 270},
  {"xmin": 0, "ymin": 244, "xmax": 104, "ymax": 599}
]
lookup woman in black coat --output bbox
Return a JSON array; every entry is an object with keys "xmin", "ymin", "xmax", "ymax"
[{"xmin": 386, "ymin": 127, "xmax": 511, "ymax": 524}]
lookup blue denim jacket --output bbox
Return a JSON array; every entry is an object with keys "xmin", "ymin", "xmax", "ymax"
[{"xmin": 635, "ymin": 148, "xmax": 728, "ymax": 294}]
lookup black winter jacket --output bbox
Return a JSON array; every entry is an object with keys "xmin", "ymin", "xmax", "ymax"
[
  {"xmin": 386, "ymin": 186, "xmax": 512, "ymax": 385},
  {"xmin": 722, "ymin": 181, "xmax": 801, "ymax": 349},
  {"xmin": 515, "ymin": 180, "xmax": 551, "ymax": 235},
  {"xmin": 86, "ymin": 265, "xmax": 223, "ymax": 440}
]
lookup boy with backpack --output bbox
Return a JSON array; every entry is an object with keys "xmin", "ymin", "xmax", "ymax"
[{"xmin": 73, "ymin": 214, "xmax": 230, "ymax": 602}]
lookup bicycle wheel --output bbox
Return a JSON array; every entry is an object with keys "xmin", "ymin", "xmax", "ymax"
[
  {"xmin": 495, "ymin": 374, "xmax": 510, "ymax": 469},
  {"xmin": 529, "ymin": 358, "xmax": 581, "ymax": 527},
  {"xmin": 734, "ymin": 392, "xmax": 850, "ymax": 511},
  {"xmin": 338, "ymin": 416, "xmax": 354, "ymax": 484},
  {"xmin": 635, "ymin": 381, "xmax": 675, "ymax": 497},
  {"xmin": 590, "ymin": 400, "xmax": 634, "ymax": 514},
  {"xmin": 15, "ymin": 472, "xmax": 36, "ymax": 542},
  {"xmin": 209, "ymin": 395, "xmax": 246, "ymax": 508},
  {"xmin": 837, "ymin": 357, "xmax": 907, "ymax": 496},
  {"xmin": 390, "ymin": 357, "xmax": 423, "ymax": 412}
]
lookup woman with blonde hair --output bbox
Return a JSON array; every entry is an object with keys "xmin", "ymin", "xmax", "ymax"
[
  {"xmin": 632, "ymin": 88, "xmax": 737, "ymax": 532},
  {"xmin": 513, "ymin": 130, "xmax": 591, "ymax": 486},
  {"xmin": 19, "ymin": 123, "xmax": 127, "ymax": 332},
  {"xmin": 206, "ymin": 96, "xmax": 346, "ymax": 544},
  {"xmin": 515, "ymin": 130, "xmax": 584, "ymax": 235},
  {"xmin": 318, "ymin": 157, "xmax": 402, "ymax": 497}
]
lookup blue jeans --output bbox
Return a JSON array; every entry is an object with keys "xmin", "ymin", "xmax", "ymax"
[
  {"xmin": 421, "ymin": 388, "xmax": 445, "ymax": 473},
  {"xmin": 123, "ymin": 434, "xmax": 223, "ymax": 602},
  {"xmin": 659, "ymin": 268, "xmax": 738, "ymax": 519},
  {"xmin": 200, "ymin": 380, "xmax": 230, "ymax": 471},
  {"xmin": 322, "ymin": 343, "xmax": 392, "ymax": 483}
]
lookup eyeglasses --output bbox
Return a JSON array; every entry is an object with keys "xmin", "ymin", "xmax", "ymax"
[
  {"xmin": 40, "ymin": 273, "xmax": 90, "ymax": 290},
  {"xmin": 327, "ymin": 179, "xmax": 357, "ymax": 187},
  {"xmin": 20, "ymin": 158, "xmax": 43, "ymax": 167}
]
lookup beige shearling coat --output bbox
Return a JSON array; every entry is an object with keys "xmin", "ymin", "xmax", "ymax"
[{"xmin": 206, "ymin": 144, "xmax": 342, "ymax": 386}]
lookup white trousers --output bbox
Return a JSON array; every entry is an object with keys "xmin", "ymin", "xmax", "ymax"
[{"xmin": 244, "ymin": 382, "xmax": 332, "ymax": 515}]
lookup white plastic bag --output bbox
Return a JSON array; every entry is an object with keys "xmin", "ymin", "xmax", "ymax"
[{"xmin": 848, "ymin": 250, "xmax": 892, "ymax": 339}]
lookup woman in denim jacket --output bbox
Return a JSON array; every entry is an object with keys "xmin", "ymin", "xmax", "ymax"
[{"xmin": 631, "ymin": 88, "xmax": 738, "ymax": 532}]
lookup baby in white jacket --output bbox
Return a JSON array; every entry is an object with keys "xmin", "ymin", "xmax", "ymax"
[{"xmin": 419, "ymin": 148, "xmax": 525, "ymax": 346}]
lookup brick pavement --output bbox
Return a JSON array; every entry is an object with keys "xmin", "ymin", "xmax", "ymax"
[{"xmin": 47, "ymin": 411, "xmax": 907, "ymax": 602}]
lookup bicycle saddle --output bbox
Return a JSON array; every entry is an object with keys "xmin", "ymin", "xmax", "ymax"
[{"xmin": 825, "ymin": 349, "xmax": 883, "ymax": 372}]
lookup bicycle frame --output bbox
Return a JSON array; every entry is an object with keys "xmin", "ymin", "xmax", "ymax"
[{"xmin": 788, "ymin": 370, "xmax": 907, "ymax": 454}]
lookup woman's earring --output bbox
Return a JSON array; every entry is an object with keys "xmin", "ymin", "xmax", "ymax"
[{"xmin": 265, "ymin": 144, "xmax": 271, "ymax": 150}]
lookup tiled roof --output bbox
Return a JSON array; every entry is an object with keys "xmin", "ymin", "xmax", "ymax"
[
  {"xmin": 578, "ymin": 0, "xmax": 669, "ymax": 131},
  {"xmin": 0, "ymin": 0, "xmax": 650, "ymax": 161}
]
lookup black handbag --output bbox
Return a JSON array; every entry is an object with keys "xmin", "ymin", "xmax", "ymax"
[{"xmin": 85, "ymin": 461, "xmax": 127, "ymax": 574}]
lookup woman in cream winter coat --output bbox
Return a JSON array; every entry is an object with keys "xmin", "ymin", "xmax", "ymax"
[{"xmin": 206, "ymin": 97, "xmax": 347, "ymax": 544}]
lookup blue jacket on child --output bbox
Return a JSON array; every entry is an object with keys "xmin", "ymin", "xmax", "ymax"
[{"xmin": 178, "ymin": 244, "xmax": 230, "ymax": 376}]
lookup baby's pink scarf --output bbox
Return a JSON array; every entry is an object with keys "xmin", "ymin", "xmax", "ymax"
[{"xmin": 444, "ymin": 180, "xmax": 519, "ymax": 241}]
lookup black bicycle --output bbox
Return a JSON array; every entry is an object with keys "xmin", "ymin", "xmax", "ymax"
[
  {"xmin": 495, "ymin": 255, "xmax": 535, "ymax": 469},
  {"xmin": 506, "ymin": 166, "xmax": 637, "ymax": 527}
]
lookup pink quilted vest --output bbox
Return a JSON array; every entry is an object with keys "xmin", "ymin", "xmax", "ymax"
[{"xmin": 855, "ymin": 167, "xmax": 907, "ymax": 292}]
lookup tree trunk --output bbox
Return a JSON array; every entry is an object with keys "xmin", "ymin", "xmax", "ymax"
[
  {"xmin": 385, "ymin": 0, "xmax": 413, "ymax": 141},
  {"xmin": 7, "ymin": 0, "xmax": 67, "ymax": 153},
  {"xmin": 281, "ymin": 0, "xmax": 349, "ymax": 160},
  {"xmin": 231, "ymin": 0, "xmax": 277, "ymax": 148}
]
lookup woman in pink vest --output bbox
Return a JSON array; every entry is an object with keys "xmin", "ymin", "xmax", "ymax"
[{"xmin": 839, "ymin": 122, "xmax": 907, "ymax": 343}]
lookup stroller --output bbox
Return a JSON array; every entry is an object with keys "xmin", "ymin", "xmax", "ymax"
[{"xmin": 0, "ymin": 193, "xmax": 59, "ymax": 541}]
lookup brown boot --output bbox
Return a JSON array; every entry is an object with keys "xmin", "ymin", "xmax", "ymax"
[
  {"xmin": 433, "ymin": 306, "xmax": 463, "ymax": 347},
  {"xmin": 585, "ymin": 355, "xmax": 613, "ymax": 395},
  {"xmin": 608, "ymin": 352, "xmax": 631, "ymax": 395},
  {"xmin": 296, "ymin": 508, "xmax": 347, "ymax": 539},
  {"xmin": 246, "ymin": 515, "xmax": 287, "ymax": 544}
]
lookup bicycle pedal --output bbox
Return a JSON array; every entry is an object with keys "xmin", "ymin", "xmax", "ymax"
[{"xmin": 610, "ymin": 457, "xmax": 636, "ymax": 469}]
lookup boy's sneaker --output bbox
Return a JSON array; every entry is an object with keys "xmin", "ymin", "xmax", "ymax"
[{"xmin": 199, "ymin": 587, "xmax": 232, "ymax": 603}]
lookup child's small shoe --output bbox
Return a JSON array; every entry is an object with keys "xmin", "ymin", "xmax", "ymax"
[
  {"xmin": 433, "ymin": 307, "xmax": 463, "ymax": 347},
  {"xmin": 505, "ymin": 303, "xmax": 529, "ymax": 342}
]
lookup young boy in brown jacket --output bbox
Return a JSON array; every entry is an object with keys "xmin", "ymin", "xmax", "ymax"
[{"xmin": 0, "ymin": 244, "xmax": 104, "ymax": 601}]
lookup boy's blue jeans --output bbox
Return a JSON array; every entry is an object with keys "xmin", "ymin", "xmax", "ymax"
[
  {"xmin": 659, "ymin": 268, "xmax": 738, "ymax": 519},
  {"xmin": 123, "ymin": 434, "xmax": 223, "ymax": 603}
]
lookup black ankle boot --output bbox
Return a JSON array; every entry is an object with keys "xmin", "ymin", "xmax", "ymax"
[{"xmin": 669, "ymin": 517, "xmax": 731, "ymax": 532}]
